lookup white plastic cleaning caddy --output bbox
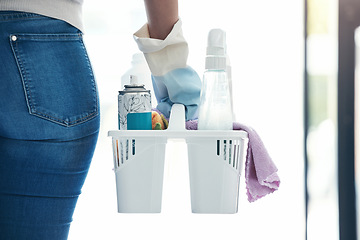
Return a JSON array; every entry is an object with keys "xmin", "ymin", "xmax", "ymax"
[{"xmin": 108, "ymin": 104, "xmax": 248, "ymax": 214}]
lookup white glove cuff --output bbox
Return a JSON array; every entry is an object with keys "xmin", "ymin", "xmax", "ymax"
[{"xmin": 133, "ymin": 19, "xmax": 189, "ymax": 76}]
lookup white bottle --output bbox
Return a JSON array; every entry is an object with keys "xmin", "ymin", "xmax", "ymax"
[
  {"xmin": 198, "ymin": 29, "xmax": 233, "ymax": 130},
  {"xmin": 121, "ymin": 52, "xmax": 156, "ymax": 107}
]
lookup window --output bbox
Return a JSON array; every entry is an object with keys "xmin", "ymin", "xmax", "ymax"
[{"xmin": 305, "ymin": 0, "xmax": 339, "ymax": 239}]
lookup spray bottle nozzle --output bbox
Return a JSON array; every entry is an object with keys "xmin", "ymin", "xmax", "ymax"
[
  {"xmin": 205, "ymin": 29, "xmax": 227, "ymax": 70},
  {"xmin": 129, "ymin": 75, "xmax": 139, "ymax": 85},
  {"xmin": 207, "ymin": 29, "xmax": 226, "ymax": 56}
]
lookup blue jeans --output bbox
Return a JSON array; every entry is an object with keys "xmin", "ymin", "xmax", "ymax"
[{"xmin": 0, "ymin": 12, "xmax": 100, "ymax": 239}]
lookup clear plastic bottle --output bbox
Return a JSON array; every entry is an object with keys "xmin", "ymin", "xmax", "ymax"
[
  {"xmin": 198, "ymin": 29, "xmax": 233, "ymax": 130},
  {"xmin": 226, "ymin": 54, "xmax": 235, "ymax": 120}
]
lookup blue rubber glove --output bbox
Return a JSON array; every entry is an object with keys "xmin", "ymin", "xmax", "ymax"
[
  {"xmin": 134, "ymin": 19, "xmax": 201, "ymax": 120},
  {"xmin": 152, "ymin": 67, "xmax": 201, "ymax": 120}
]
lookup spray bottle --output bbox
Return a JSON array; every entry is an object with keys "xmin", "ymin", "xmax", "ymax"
[
  {"xmin": 198, "ymin": 29, "xmax": 233, "ymax": 130},
  {"xmin": 121, "ymin": 53, "xmax": 156, "ymax": 107}
]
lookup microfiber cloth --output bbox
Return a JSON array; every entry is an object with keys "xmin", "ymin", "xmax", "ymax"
[{"xmin": 232, "ymin": 122, "xmax": 280, "ymax": 202}]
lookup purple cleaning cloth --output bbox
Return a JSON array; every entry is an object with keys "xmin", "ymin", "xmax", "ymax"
[
  {"xmin": 152, "ymin": 108, "xmax": 280, "ymax": 202},
  {"xmin": 233, "ymin": 122, "xmax": 280, "ymax": 202}
]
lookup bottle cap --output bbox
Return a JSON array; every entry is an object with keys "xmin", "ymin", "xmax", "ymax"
[
  {"xmin": 130, "ymin": 75, "xmax": 139, "ymax": 85},
  {"xmin": 122, "ymin": 75, "xmax": 146, "ymax": 92},
  {"xmin": 205, "ymin": 29, "xmax": 227, "ymax": 70},
  {"xmin": 205, "ymin": 56, "xmax": 227, "ymax": 70}
]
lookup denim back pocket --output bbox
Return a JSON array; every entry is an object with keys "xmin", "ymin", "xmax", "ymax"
[{"xmin": 10, "ymin": 33, "xmax": 98, "ymax": 127}]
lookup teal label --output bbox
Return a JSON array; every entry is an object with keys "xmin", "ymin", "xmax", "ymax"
[{"xmin": 127, "ymin": 112, "xmax": 152, "ymax": 130}]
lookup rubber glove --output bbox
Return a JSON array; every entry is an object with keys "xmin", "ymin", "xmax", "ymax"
[{"xmin": 133, "ymin": 19, "xmax": 201, "ymax": 120}]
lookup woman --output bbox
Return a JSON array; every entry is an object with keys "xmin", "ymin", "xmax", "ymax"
[{"xmin": 0, "ymin": 0, "xmax": 201, "ymax": 239}]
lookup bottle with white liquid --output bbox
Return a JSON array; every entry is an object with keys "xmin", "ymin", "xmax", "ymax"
[{"xmin": 198, "ymin": 29, "xmax": 233, "ymax": 130}]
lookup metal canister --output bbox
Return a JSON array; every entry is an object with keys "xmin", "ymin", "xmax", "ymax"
[{"xmin": 118, "ymin": 75, "xmax": 152, "ymax": 130}]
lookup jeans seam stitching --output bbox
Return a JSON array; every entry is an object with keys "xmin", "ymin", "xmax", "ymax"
[
  {"xmin": 78, "ymin": 35, "xmax": 99, "ymax": 115},
  {"xmin": 30, "ymin": 110, "xmax": 99, "ymax": 127},
  {"xmin": 0, "ymin": 15, "xmax": 45, "ymax": 22},
  {"xmin": 13, "ymin": 33, "xmax": 82, "ymax": 41},
  {"xmin": 10, "ymin": 36, "xmax": 34, "ymax": 115}
]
